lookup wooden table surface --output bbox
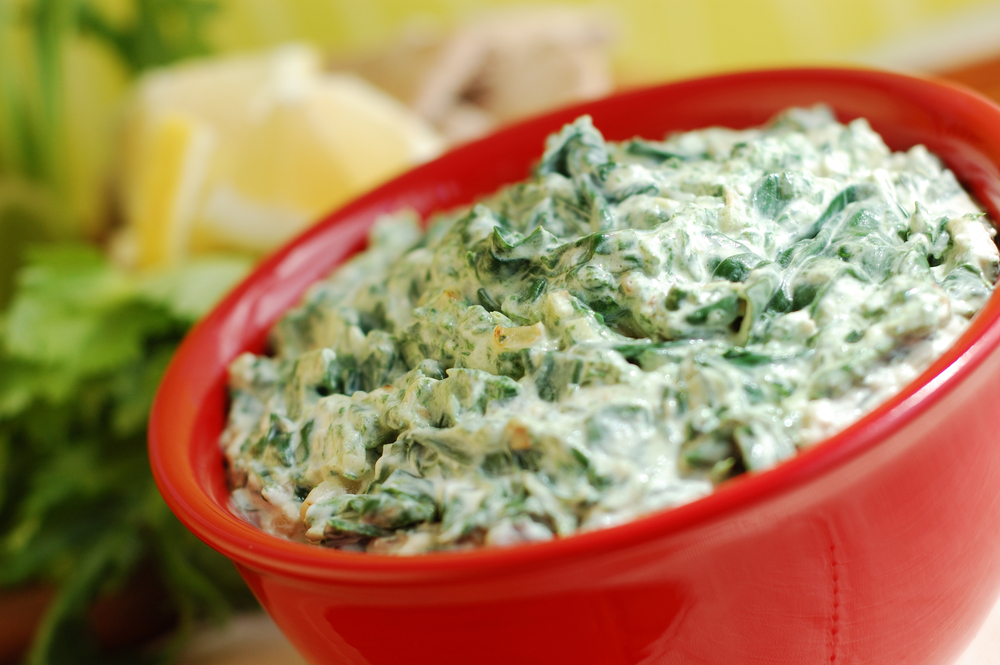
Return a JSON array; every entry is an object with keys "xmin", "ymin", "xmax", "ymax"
[{"xmin": 940, "ymin": 55, "xmax": 1000, "ymax": 103}]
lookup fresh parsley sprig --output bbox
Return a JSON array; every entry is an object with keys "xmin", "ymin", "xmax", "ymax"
[
  {"xmin": 0, "ymin": 2, "xmax": 262, "ymax": 662},
  {"xmin": 0, "ymin": 246, "xmax": 254, "ymax": 664}
]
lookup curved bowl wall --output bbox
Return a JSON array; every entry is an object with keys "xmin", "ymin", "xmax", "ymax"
[{"xmin": 150, "ymin": 68, "xmax": 1000, "ymax": 665}]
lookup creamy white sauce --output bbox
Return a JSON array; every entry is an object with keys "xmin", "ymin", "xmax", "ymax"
[{"xmin": 221, "ymin": 107, "xmax": 998, "ymax": 553}]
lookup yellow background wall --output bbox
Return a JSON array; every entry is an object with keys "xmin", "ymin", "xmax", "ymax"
[
  {"xmin": 6, "ymin": 0, "xmax": 1000, "ymax": 233},
  {"xmin": 208, "ymin": 0, "xmax": 1000, "ymax": 84}
]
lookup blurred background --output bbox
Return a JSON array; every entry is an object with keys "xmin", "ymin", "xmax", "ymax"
[{"xmin": 2, "ymin": 0, "xmax": 1000, "ymax": 663}]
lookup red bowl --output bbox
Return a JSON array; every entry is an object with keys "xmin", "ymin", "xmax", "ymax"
[{"xmin": 150, "ymin": 68, "xmax": 1000, "ymax": 665}]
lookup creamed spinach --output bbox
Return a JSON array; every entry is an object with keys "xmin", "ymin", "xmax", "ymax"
[{"xmin": 222, "ymin": 107, "xmax": 998, "ymax": 553}]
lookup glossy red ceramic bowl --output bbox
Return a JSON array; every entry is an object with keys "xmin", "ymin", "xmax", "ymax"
[{"xmin": 150, "ymin": 68, "xmax": 1000, "ymax": 665}]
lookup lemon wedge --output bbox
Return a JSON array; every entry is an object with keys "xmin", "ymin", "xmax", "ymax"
[
  {"xmin": 119, "ymin": 111, "xmax": 215, "ymax": 267},
  {"xmin": 116, "ymin": 45, "xmax": 443, "ymax": 268}
]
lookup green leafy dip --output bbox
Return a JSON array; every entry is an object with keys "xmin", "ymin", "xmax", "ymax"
[{"xmin": 222, "ymin": 107, "xmax": 998, "ymax": 554}]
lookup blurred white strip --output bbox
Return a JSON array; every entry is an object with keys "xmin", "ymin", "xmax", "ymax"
[
  {"xmin": 956, "ymin": 592, "xmax": 1000, "ymax": 664},
  {"xmin": 177, "ymin": 613, "xmax": 307, "ymax": 665},
  {"xmin": 851, "ymin": 2, "xmax": 1000, "ymax": 72}
]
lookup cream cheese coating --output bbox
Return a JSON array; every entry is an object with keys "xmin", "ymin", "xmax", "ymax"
[{"xmin": 222, "ymin": 107, "xmax": 998, "ymax": 553}]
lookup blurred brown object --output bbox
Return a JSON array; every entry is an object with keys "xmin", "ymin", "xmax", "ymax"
[
  {"xmin": 0, "ymin": 586, "xmax": 52, "ymax": 664},
  {"xmin": 0, "ymin": 564, "xmax": 176, "ymax": 664},
  {"xmin": 336, "ymin": 7, "xmax": 615, "ymax": 145},
  {"xmin": 939, "ymin": 55, "xmax": 1000, "ymax": 102}
]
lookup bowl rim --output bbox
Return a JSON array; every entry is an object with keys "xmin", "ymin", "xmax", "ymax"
[{"xmin": 149, "ymin": 65, "xmax": 1000, "ymax": 582}]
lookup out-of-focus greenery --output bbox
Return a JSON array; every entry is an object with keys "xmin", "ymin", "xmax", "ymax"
[
  {"xmin": 1, "ymin": 0, "xmax": 216, "ymax": 181},
  {"xmin": 76, "ymin": 0, "xmax": 217, "ymax": 74},
  {"xmin": 0, "ymin": 2, "xmax": 258, "ymax": 664},
  {"xmin": 0, "ymin": 247, "xmax": 254, "ymax": 665},
  {"xmin": 0, "ymin": 0, "xmax": 217, "ymax": 305}
]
